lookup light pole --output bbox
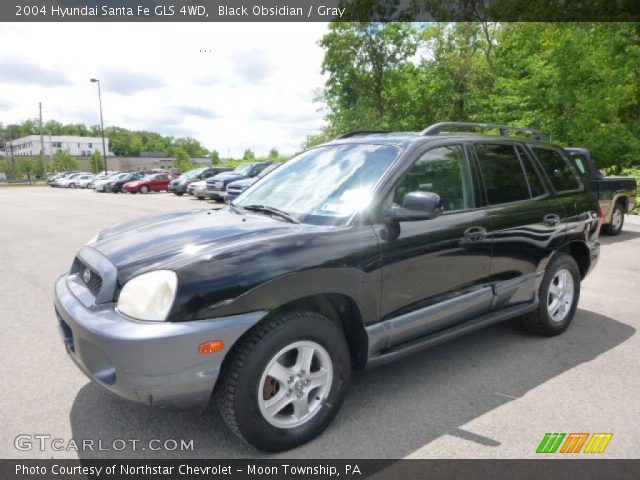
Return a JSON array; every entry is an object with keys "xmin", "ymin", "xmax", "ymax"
[{"xmin": 90, "ymin": 78, "xmax": 108, "ymax": 174}]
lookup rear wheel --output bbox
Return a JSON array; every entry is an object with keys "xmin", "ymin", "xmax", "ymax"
[
  {"xmin": 217, "ymin": 311, "xmax": 351, "ymax": 452},
  {"xmin": 521, "ymin": 254, "xmax": 580, "ymax": 336},
  {"xmin": 602, "ymin": 203, "xmax": 624, "ymax": 236},
  {"xmin": 140, "ymin": 185, "xmax": 149, "ymax": 194},
  {"xmin": 69, "ymin": 183, "xmax": 76, "ymax": 189},
  {"xmin": 175, "ymin": 192, "xmax": 184, "ymax": 196}
]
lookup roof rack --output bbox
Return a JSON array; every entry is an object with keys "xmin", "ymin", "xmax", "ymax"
[
  {"xmin": 420, "ymin": 122, "xmax": 545, "ymax": 140},
  {"xmin": 338, "ymin": 130, "xmax": 391, "ymax": 139}
]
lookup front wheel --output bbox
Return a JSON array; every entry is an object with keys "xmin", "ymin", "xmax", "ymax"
[
  {"xmin": 521, "ymin": 253, "xmax": 580, "ymax": 336},
  {"xmin": 140, "ymin": 185, "xmax": 149, "ymax": 194},
  {"xmin": 602, "ymin": 203, "xmax": 624, "ymax": 236},
  {"xmin": 217, "ymin": 311, "xmax": 351, "ymax": 452}
]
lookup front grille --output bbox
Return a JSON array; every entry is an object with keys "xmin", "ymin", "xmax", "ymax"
[{"xmin": 72, "ymin": 257, "xmax": 103, "ymax": 297}]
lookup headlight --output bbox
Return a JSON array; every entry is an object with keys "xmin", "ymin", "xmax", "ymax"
[{"xmin": 117, "ymin": 270, "xmax": 178, "ymax": 321}]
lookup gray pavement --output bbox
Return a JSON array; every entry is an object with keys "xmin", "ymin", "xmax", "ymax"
[{"xmin": 1, "ymin": 187, "xmax": 638, "ymax": 459}]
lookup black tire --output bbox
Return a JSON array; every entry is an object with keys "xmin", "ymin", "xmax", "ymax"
[
  {"xmin": 521, "ymin": 253, "xmax": 580, "ymax": 336},
  {"xmin": 601, "ymin": 203, "xmax": 624, "ymax": 236},
  {"xmin": 69, "ymin": 183, "xmax": 76, "ymax": 189},
  {"xmin": 216, "ymin": 311, "xmax": 351, "ymax": 452},
  {"xmin": 175, "ymin": 192, "xmax": 184, "ymax": 196}
]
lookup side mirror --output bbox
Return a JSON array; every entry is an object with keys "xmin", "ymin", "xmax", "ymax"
[{"xmin": 384, "ymin": 191, "xmax": 442, "ymax": 222}]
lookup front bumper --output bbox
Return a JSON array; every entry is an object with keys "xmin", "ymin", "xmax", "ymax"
[
  {"xmin": 168, "ymin": 183, "xmax": 187, "ymax": 194},
  {"xmin": 54, "ymin": 273, "xmax": 266, "ymax": 410},
  {"xmin": 204, "ymin": 187, "xmax": 225, "ymax": 200},
  {"xmin": 224, "ymin": 191, "xmax": 242, "ymax": 203}
]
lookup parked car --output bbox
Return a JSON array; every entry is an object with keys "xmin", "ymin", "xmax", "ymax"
[
  {"xmin": 88, "ymin": 174, "xmax": 110, "ymax": 189},
  {"xmin": 76, "ymin": 174, "xmax": 96, "ymax": 189},
  {"xmin": 94, "ymin": 173, "xmax": 125, "ymax": 192},
  {"xmin": 565, "ymin": 147, "xmax": 637, "ymax": 235},
  {"xmin": 47, "ymin": 172, "xmax": 70, "ymax": 186},
  {"xmin": 123, "ymin": 173, "xmax": 174, "ymax": 194},
  {"xmin": 56, "ymin": 173, "xmax": 93, "ymax": 188},
  {"xmin": 50, "ymin": 172, "xmax": 85, "ymax": 187},
  {"xmin": 55, "ymin": 122, "xmax": 600, "ymax": 452},
  {"xmin": 225, "ymin": 162, "xmax": 283, "ymax": 203},
  {"xmin": 187, "ymin": 180, "xmax": 207, "ymax": 195},
  {"xmin": 169, "ymin": 167, "xmax": 234, "ymax": 196},
  {"xmin": 203, "ymin": 162, "xmax": 274, "ymax": 201},
  {"xmin": 105, "ymin": 172, "xmax": 144, "ymax": 193}
]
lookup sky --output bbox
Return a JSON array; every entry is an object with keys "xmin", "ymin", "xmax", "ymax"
[{"xmin": 0, "ymin": 22, "xmax": 329, "ymax": 157}]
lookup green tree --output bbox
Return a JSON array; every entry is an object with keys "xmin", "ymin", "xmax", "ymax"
[
  {"xmin": 319, "ymin": 22, "xmax": 419, "ymax": 134},
  {"xmin": 15, "ymin": 156, "xmax": 43, "ymax": 183},
  {"xmin": 210, "ymin": 150, "xmax": 221, "ymax": 165},
  {"xmin": 316, "ymin": 21, "xmax": 640, "ymax": 169},
  {"xmin": 173, "ymin": 147, "xmax": 192, "ymax": 172},
  {"xmin": 89, "ymin": 151, "xmax": 105, "ymax": 173},
  {"xmin": 170, "ymin": 137, "xmax": 209, "ymax": 157},
  {"xmin": 53, "ymin": 151, "xmax": 79, "ymax": 172},
  {"xmin": 242, "ymin": 148, "xmax": 256, "ymax": 161},
  {"xmin": 268, "ymin": 148, "xmax": 280, "ymax": 159}
]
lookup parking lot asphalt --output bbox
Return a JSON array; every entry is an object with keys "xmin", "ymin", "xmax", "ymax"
[{"xmin": 1, "ymin": 187, "xmax": 639, "ymax": 459}]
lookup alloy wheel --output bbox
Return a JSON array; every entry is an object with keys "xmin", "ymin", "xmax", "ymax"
[
  {"xmin": 547, "ymin": 268, "xmax": 575, "ymax": 323},
  {"xmin": 258, "ymin": 341, "xmax": 333, "ymax": 429}
]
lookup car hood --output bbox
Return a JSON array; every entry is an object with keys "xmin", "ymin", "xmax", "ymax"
[
  {"xmin": 228, "ymin": 177, "xmax": 257, "ymax": 189},
  {"xmin": 209, "ymin": 172, "xmax": 244, "ymax": 183},
  {"xmin": 90, "ymin": 208, "xmax": 311, "ymax": 282}
]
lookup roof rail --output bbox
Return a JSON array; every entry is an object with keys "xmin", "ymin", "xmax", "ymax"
[
  {"xmin": 338, "ymin": 130, "xmax": 391, "ymax": 139},
  {"xmin": 420, "ymin": 122, "xmax": 545, "ymax": 140}
]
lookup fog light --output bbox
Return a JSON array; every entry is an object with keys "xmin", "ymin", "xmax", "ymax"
[{"xmin": 199, "ymin": 340, "xmax": 224, "ymax": 354}]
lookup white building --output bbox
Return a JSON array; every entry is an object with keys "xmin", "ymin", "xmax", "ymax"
[{"xmin": 4, "ymin": 135, "xmax": 111, "ymax": 157}]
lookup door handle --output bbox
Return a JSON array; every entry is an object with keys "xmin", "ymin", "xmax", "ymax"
[
  {"xmin": 543, "ymin": 214, "xmax": 561, "ymax": 227},
  {"xmin": 464, "ymin": 226, "xmax": 487, "ymax": 242}
]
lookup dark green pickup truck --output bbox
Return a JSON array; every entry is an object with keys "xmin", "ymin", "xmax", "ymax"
[{"xmin": 566, "ymin": 148, "xmax": 637, "ymax": 235}]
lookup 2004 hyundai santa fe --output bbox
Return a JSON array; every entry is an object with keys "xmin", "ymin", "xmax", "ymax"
[{"xmin": 55, "ymin": 122, "xmax": 601, "ymax": 451}]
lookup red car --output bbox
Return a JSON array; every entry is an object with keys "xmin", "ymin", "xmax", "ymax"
[{"xmin": 123, "ymin": 173, "xmax": 175, "ymax": 194}]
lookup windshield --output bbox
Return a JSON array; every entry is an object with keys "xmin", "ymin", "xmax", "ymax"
[
  {"xmin": 235, "ymin": 144, "xmax": 399, "ymax": 225},
  {"xmin": 182, "ymin": 168, "xmax": 205, "ymax": 179},
  {"xmin": 233, "ymin": 164, "xmax": 254, "ymax": 175}
]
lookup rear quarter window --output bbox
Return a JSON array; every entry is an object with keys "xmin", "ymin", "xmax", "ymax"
[{"xmin": 531, "ymin": 147, "xmax": 582, "ymax": 192}]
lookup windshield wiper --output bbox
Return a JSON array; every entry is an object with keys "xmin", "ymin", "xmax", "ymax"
[{"xmin": 242, "ymin": 204, "xmax": 300, "ymax": 224}]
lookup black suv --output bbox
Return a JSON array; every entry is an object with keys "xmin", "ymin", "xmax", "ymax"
[{"xmin": 55, "ymin": 123, "xmax": 600, "ymax": 452}]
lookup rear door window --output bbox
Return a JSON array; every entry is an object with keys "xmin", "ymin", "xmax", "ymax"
[
  {"xmin": 474, "ymin": 143, "xmax": 531, "ymax": 205},
  {"xmin": 531, "ymin": 147, "xmax": 582, "ymax": 192}
]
